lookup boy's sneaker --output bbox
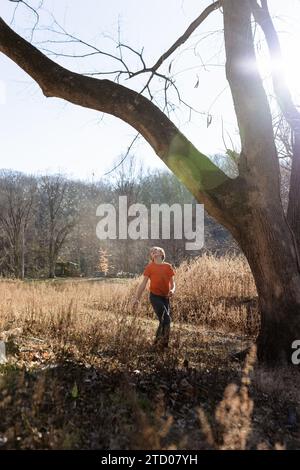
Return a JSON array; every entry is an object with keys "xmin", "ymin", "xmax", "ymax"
[{"xmin": 150, "ymin": 340, "xmax": 169, "ymax": 352}]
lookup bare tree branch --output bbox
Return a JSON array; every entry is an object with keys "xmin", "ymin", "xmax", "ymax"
[
  {"xmin": 103, "ymin": 133, "xmax": 140, "ymax": 176},
  {"xmin": 32, "ymin": 3, "xmax": 221, "ymax": 125},
  {"xmin": 0, "ymin": 15, "xmax": 233, "ymax": 225},
  {"xmin": 38, "ymin": 18, "xmax": 132, "ymax": 75},
  {"xmin": 8, "ymin": 0, "xmax": 43, "ymax": 41},
  {"xmin": 134, "ymin": 1, "xmax": 221, "ymax": 76},
  {"xmin": 125, "ymin": 1, "xmax": 221, "ymax": 97}
]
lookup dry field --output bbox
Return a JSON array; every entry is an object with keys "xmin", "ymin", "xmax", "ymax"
[{"xmin": 0, "ymin": 254, "xmax": 299, "ymax": 449}]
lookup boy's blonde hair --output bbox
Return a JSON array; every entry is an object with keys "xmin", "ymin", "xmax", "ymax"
[{"xmin": 150, "ymin": 246, "xmax": 165, "ymax": 261}]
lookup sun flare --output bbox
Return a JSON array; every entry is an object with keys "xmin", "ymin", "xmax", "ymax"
[{"xmin": 256, "ymin": 35, "xmax": 300, "ymax": 100}]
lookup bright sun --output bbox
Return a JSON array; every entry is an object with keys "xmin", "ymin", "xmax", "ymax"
[{"xmin": 256, "ymin": 35, "xmax": 300, "ymax": 102}]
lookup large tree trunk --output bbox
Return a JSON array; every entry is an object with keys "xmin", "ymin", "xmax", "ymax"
[
  {"xmin": 233, "ymin": 198, "xmax": 300, "ymax": 363},
  {"xmin": 287, "ymin": 133, "xmax": 300, "ymax": 253}
]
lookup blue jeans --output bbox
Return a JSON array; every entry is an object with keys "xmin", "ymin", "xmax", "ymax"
[{"xmin": 149, "ymin": 292, "xmax": 171, "ymax": 345}]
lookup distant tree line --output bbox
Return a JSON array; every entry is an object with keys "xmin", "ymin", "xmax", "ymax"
[{"xmin": 0, "ymin": 157, "xmax": 236, "ymax": 279}]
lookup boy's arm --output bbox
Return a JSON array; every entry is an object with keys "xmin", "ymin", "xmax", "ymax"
[
  {"xmin": 132, "ymin": 276, "xmax": 149, "ymax": 305},
  {"xmin": 169, "ymin": 276, "xmax": 175, "ymax": 297}
]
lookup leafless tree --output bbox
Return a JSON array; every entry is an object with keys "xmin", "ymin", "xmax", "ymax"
[
  {"xmin": 2, "ymin": 0, "xmax": 300, "ymax": 363},
  {"xmin": 39, "ymin": 174, "xmax": 78, "ymax": 278},
  {"xmin": 0, "ymin": 170, "xmax": 36, "ymax": 278}
]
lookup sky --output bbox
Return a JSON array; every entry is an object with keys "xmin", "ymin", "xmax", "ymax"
[{"xmin": 1, "ymin": 0, "xmax": 300, "ymax": 181}]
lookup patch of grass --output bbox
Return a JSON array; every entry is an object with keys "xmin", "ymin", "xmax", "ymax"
[{"xmin": 0, "ymin": 255, "xmax": 298, "ymax": 449}]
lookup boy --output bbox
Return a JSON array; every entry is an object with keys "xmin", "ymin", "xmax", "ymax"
[{"xmin": 132, "ymin": 247, "xmax": 176, "ymax": 348}]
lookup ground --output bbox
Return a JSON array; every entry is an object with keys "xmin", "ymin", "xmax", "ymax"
[{"xmin": 0, "ymin": 256, "xmax": 299, "ymax": 449}]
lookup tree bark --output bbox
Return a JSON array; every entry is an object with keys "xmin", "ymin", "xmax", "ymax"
[{"xmin": 231, "ymin": 190, "xmax": 300, "ymax": 363}]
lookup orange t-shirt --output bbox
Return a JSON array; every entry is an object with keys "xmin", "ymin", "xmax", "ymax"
[{"xmin": 143, "ymin": 262, "xmax": 175, "ymax": 297}]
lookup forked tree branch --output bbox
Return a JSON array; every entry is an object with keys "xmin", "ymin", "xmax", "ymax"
[
  {"xmin": 33, "ymin": 2, "xmax": 221, "ymax": 117},
  {"xmin": 0, "ymin": 16, "xmax": 237, "ymax": 232},
  {"xmin": 130, "ymin": 1, "xmax": 221, "ymax": 79}
]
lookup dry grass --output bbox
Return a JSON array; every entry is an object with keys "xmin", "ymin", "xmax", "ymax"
[
  {"xmin": 0, "ymin": 254, "xmax": 259, "ymax": 348},
  {"xmin": 0, "ymin": 254, "xmax": 299, "ymax": 450}
]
